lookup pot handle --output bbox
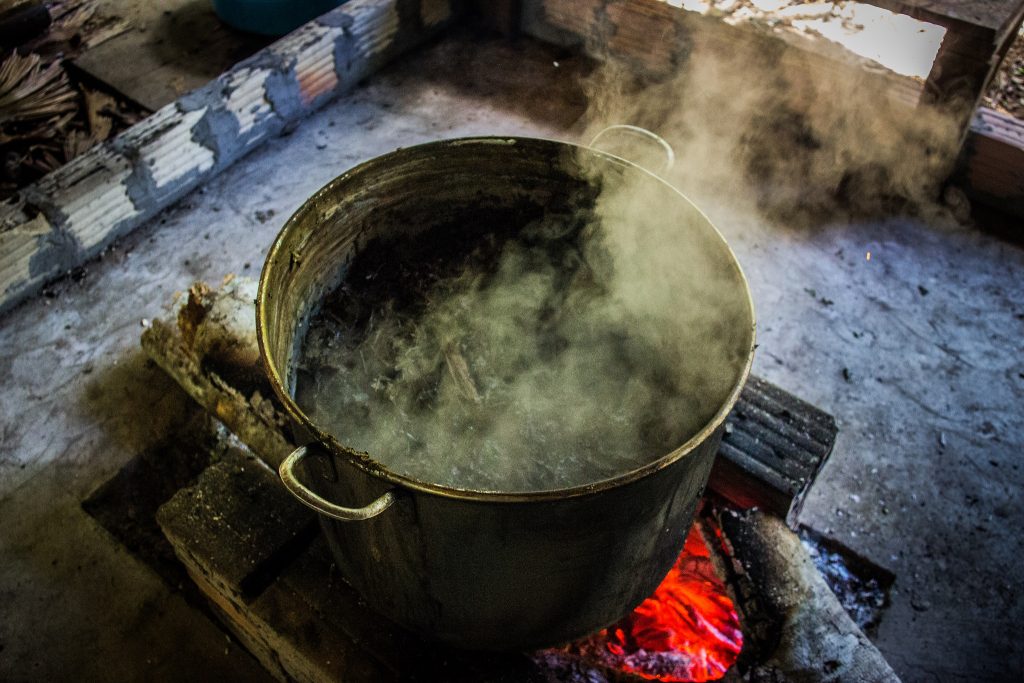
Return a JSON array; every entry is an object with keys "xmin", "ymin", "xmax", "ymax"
[
  {"xmin": 588, "ymin": 124, "xmax": 675, "ymax": 174},
  {"xmin": 279, "ymin": 445, "xmax": 398, "ymax": 521}
]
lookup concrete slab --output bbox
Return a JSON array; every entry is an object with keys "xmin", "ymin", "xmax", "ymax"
[{"xmin": 0, "ymin": 30, "xmax": 1022, "ymax": 681}]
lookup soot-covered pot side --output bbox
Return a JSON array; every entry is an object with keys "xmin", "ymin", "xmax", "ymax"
[{"xmin": 256, "ymin": 137, "xmax": 756, "ymax": 650}]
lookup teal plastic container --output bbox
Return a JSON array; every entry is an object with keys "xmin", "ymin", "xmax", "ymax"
[{"xmin": 212, "ymin": 0, "xmax": 344, "ymax": 36}]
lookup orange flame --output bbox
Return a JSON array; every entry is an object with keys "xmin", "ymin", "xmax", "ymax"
[{"xmin": 596, "ymin": 524, "xmax": 742, "ymax": 681}]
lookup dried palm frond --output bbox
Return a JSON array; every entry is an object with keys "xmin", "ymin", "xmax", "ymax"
[
  {"xmin": 0, "ymin": 52, "xmax": 78, "ymax": 127},
  {"xmin": 35, "ymin": 0, "xmax": 95, "ymax": 28},
  {"xmin": 22, "ymin": 143, "xmax": 62, "ymax": 174},
  {"xmin": 6, "ymin": 108, "xmax": 75, "ymax": 142},
  {"xmin": 82, "ymin": 85, "xmax": 114, "ymax": 139},
  {"xmin": 42, "ymin": 3, "xmax": 96, "ymax": 43},
  {"xmin": 63, "ymin": 127, "xmax": 97, "ymax": 160}
]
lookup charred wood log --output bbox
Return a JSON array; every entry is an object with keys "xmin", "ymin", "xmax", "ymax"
[
  {"xmin": 140, "ymin": 278, "xmax": 294, "ymax": 467},
  {"xmin": 715, "ymin": 508, "xmax": 899, "ymax": 683}
]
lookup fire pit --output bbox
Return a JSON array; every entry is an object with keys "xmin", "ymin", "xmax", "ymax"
[
  {"xmin": 140, "ymin": 433, "xmax": 896, "ymax": 682},
  {"xmin": 75, "ymin": 274, "xmax": 900, "ymax": 681}
]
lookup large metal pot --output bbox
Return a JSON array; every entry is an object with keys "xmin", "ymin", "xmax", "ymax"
[{"xmin": 256, "ymin": 137, "xmax": 755, "ymax": 650}]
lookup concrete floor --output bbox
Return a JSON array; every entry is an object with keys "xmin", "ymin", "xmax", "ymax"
[{"xmin": 1, "ymin": 32, "xmax": 1022, "ymax": 682}]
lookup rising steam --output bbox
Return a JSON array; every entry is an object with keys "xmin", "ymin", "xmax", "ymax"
[
  {"xmin": 574, "ymin": 11, "xmax": 964, "ymax": 222},
  {"xmin": 294, "ymin": 10, "xmax": 957, "ymax": 492},
  {"xmin": 295, "ymin": 151, "xmax": 752, "ymax": 493}
]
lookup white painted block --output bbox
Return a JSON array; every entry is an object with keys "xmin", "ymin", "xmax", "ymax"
[
  {"xmin": 273, "ymin": 22, "xmax": 343, "ymax": 105},
  {"xmin": 142, "ymin": 107, "xmax": 216, "ymax": 191},
  {"xmin": 224, "ymin": 67, "xmax": 275, "ymax": 136},
  {"xmin": 0, "ymin": 213, "xmax": 52, "ymax": 297}
]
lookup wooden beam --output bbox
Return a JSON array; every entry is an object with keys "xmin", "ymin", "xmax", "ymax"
[
  {"xmin": 140, "ymin": 279, "xmax": 296, "ymax": 468},
  {"xmin": 959, "ymin": 106, "xmax": 1024, "ymax": 219},
  {"xmin": 858, "ymin": 0, "xmax": 1024, "ymax": 42},
  {"xmin": 521, "ymin": 0, "xmax": 1024, "ymax": 200},
  {"xmin": 522, "ymin": 0, "xmax": 927, "ymax": 101}
]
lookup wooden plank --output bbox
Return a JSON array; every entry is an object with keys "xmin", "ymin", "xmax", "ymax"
[
  {"xmin": 0, "ymin": 0, "xmax": 459, "ymax": 315},
  {"xmin": 919, "ymin": 23, "xmax": 1011, "ymax": 143},
  {"xmin": 73, "ymin": 0, "xmax": 272, "ymax": 112},
  {"xmin": 959, "ymin": 105, "xmax": 1024, "ymax": 218},
  {"xmin": 860, "ymin": 0, "xmax": 1023, "ymax": 39},
  {"xmin": 521, "ymin": 0, "xmax": 1024, "ymax": 187},
  {"xmin": 156, "ymin": 449, "xmax": 394, "ymax": 683},
  {"xmin": 140, "ymin": 279, "xmax": 295, "ymax": 468},
  {"xmin": 522, "ymin": 0, "xmax": 926, "ymax": 101}
]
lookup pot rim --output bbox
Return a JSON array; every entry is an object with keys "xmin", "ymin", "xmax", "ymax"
[{"xmin": 257, "ymin": 135, "xmax": 756, "ymax": 503}]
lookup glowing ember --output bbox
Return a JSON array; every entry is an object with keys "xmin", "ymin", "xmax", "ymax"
[
  {"xmin": 602, "ymin": 524, "xmax": 742, "ymax": 681},
  {"xmin": 548, "ymin": 522, "xmax": 742, "ymax": 682}
]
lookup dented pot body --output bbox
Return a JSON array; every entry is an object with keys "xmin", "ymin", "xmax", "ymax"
[{"xmin": 256, "ymin": 137, "xmax": 755, "ymax": 650}]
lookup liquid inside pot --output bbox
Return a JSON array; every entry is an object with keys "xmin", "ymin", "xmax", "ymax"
[{"xmin": 294, "ymin": 195, "xmax": 720, "ymax": 493}]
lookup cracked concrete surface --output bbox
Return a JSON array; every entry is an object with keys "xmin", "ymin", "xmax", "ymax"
[{"xmin": 1, "ymin": 32, "xmax": 1022, "ymax": 681}]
